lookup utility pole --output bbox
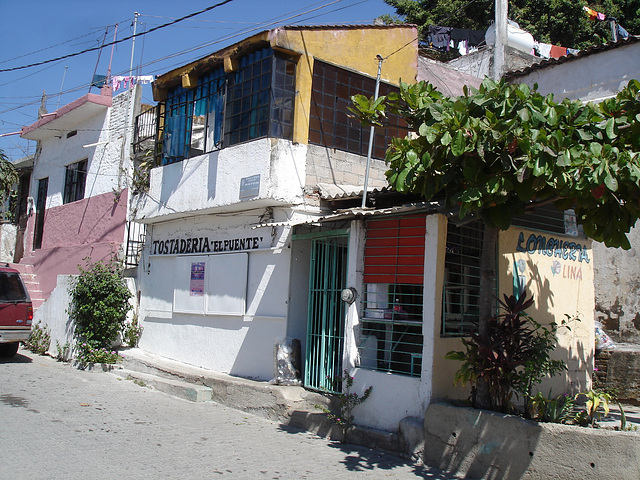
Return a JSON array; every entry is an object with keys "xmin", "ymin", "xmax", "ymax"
[
  {"xmin": 361, "ymin": 54, "xmax": 384, "ymax": 209},
  {"xmin": 129, "ymin": 12, "xmax": 139, "ymax": 77},
  {"xmin": 493, "ymin": 0, "xmax": 508, "ymax": 81}
]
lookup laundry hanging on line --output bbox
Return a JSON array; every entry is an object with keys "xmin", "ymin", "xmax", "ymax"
[
  {"xmin": 425, "ymin": 25, "xmax": 485, "ymax": 53},
  {"xmin": 111, "ymin": 75, "xmax": 154, "ymax": 92}
]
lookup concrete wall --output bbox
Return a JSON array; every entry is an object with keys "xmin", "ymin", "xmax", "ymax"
[
  {"xmin": 133, "ymin": 138, "xmax": 307, "ymax": 223},
  {"xmin": 423, "ymin": 402, "xmax": 639, "ymax": 480},
  {"xmin": 305, "ymin": 144, "xmax": 388, "ymax": 190},
  {"xmin": 137, "ymin": 212, "xmax": 292, "ymax": 380},
  {"xmin": 594, "ymin": 227, "xmax": 640, "ymax": 343},
  {"xmin": 0, "ymin": 223, "xmax": 17, "ymax": 263}
]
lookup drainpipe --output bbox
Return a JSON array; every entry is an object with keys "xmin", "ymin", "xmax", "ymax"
[{"xmin": 361, "ymin": 54, "xmax": 384, "ymax": 209}]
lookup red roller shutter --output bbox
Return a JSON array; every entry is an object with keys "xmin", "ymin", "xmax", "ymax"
[{"xmin": 364, "ymin": 215, "xmax": 426, "ymax": 285}]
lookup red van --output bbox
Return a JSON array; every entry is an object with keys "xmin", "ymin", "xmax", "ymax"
[{"xmin": 0, "ymin": 265, "xmax": 33, "ymax": 357}]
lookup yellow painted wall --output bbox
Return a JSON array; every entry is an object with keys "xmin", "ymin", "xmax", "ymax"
[
  {"xmin": 269, "ymin": 26, "xmax": 418, "ymax": 145},
  {"xmin": 498, "ymin": 227, "xmax": 595, "ymax": 395},
  {"xmin": 431, "ymin": 224, "xmax": 595, "ymax": 403}
]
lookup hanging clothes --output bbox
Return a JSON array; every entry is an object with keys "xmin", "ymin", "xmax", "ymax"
[
  {"xmin": 549, "ymin": 45, "xmax": 567, "ymax": 58},
  {"xmin": 427, "ymin": 25, "xmax": 452, "ymax": 51},
  {"xmin": 536, "ymin": 42, "xmax": 552, "ymax": 59}
]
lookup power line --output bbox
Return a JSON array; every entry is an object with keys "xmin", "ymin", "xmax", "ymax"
[
  {"xmin": 0, "ymin": 0, "xmax": 236, "ymax": 73},
  {"xmin": 0, "ymin": 0, "xmax": 373, "ymax": 118},
  {"xmin": 0, "ymin": 30, "xmax": 105, "ymax": 65}
]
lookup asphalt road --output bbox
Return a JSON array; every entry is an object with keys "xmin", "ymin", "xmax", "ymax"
[{"xmin": 0, "ymin": 348, "xmax": 460, "ymax": 480}]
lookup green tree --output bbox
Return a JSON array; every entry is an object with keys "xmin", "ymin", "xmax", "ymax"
[
  {"xmin": 383, "ymin": 0, "xmax": 640, "ymax": 50},
  {"xmin": 350, "ymin": 78, "xmax": 640, "ymax": 408},
  {"xmin": 0, "ymin": 149, "xmax": 19, "ymax": 221}
]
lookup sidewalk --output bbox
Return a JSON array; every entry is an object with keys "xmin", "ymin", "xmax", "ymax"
[{"xmin": 115, "ymin": 348, "xmax": 421, "ymax": 458}]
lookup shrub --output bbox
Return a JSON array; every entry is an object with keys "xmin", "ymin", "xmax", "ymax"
[
  {"xmin": 69, "ymin": 258, "xmax": 132, "ymax": 349},
  {"xmin": 76, "ymin": 343, "xmax": 123, "ymax": 366},
  {"xmin": 446, "ymin": 292, "xmax": 568, "ymax": 414},
  {"xmin": 24, "ymin": 321, "xmax": 51, "ymax": 355},
  {"xmin": 122, "ymin": 314, "xmax": 143, "ymax": 347}
]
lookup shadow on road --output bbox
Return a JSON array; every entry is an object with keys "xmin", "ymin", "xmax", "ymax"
[{"xmin": 0, "ymin": 352, "xmax": 33, "ymax": 364}]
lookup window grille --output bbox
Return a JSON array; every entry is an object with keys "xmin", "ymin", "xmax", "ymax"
[
  {"xmin": 512, "ymin": 204, "xmax": 583, "ymax": 237},
  {"xmin": 158, "ymin": 47, "xmax": 296, "ymax": 166},
  {"xmin": 63, "ymin": 159, "xmax": 87, "ymax": 204},
  {"xmin": 308, "ymin": 60, "xmax": 408, "ymax": 159},
  {"xmin": 360, "ymin": 215, "xmax": 425, "ymax": 377},
  {"xmin": 442, "ymin": 220, "xmax": 489, "ymax": 337}
]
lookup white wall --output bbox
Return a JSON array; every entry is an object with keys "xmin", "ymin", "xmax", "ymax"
[
  {"xmin": 29, "ymin": 88, "xmax": 139, "ymax": 209},
  {"xmin": 511, "ymin": 41, "xmax": 640, "ymax": 103},
  {"xmin": 340, "ymin": 215, "xmax": 442, "ymax": 432},
  {"xmin": 134, "ymin": 138, "xmax": 307, "ymax": 222},
  {"xmin": 137, "ymin": 212, "xmax": 293, "ymax": 380}
]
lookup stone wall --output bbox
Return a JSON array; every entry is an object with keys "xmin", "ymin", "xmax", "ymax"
[{"xmin": 423, "ymin": 402, "xmax": 639, "ymax": 480}]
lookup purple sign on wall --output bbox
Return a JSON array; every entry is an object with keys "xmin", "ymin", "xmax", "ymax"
[{"xmin": 190, "ymin": 262, "xmax": 205, "ymax": 296}]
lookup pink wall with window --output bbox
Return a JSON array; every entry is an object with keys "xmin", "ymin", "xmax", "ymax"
[{"xmin": 23, "ymin": 189, "xmax": 128, "ymax": 300}]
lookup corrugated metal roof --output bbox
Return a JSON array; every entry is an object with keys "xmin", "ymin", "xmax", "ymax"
[
  {"xmin": 317, "ymin": 183, "xmax": 390, "ymax": 200},
  {"xmin": 505, "ymin": 36, "xmax": 640, "ymax": 79},
  {"xmin": 311, "ymin": 201, "xmax": 443, "ymax": 223}
]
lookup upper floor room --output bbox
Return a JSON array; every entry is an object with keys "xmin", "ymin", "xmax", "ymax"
[{"xmin": 134, "ymin": 25, "xmax": 418, "ymax": 170}]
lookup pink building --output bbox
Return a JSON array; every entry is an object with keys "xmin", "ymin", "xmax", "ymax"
[{"xmin": 14, "ymin": 85, "xmax": 141, "ymax": 310}]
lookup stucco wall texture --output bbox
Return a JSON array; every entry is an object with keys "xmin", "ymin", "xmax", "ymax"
[{"xmin": 26, "ymin": 190, "xmax": 128, "ymax": 300}]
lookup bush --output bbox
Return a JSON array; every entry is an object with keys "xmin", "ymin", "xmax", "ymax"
[
  {"xmin": 76, "ymin": 343, "xmax": 123, "ymax": 366},
  {"xmin": 446, "ymin": 292, "xmax": 568, "ymax": 415},
  {"xmin": 24, "ymin": 321, "xmax": 51, "ymax": 355},
  {"xmin": 69, "ymin": 258, "xmax": 132, "ymax": 349}
]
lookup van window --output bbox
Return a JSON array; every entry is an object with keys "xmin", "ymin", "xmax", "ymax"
[{"xmin": 0, "ymin": 272, "xmax": 29, "ymax": 302}]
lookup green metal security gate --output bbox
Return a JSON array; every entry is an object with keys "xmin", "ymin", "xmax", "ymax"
[{"xmin": 304, "ymin": 234, "xmax": 348, "ymax": 391}]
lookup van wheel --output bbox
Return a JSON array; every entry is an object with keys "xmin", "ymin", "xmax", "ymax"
[{"xmin": 0, "ymin": 343, "xmax": 20, "ymax": 358}]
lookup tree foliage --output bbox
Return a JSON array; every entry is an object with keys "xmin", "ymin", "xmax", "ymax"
[
  {"xmin": 383, "ymin": 0, "xmax": 640, "ymax": 50},
  {"xmin": 0, "ymin": 149, "xmax": 18, "ymax": 210},
  {"xmin": 350, "ymin": 78, "xmax": 640, "ymax": 249}
]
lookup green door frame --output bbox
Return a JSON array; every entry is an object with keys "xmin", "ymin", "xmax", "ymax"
[{"xmin": 304, "ymin": 231, "xmax": 349, "ymax": 392}]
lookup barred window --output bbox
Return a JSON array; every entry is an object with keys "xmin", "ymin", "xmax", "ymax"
[
  {"xmin": 360, "ymin": 215, "xmax": 425, "ymax": 377},
  {"xmin": 441, "ymin": 220, "xmax": 484, "ymax": 337},
  {"xmin": 63, "ymin": 159, "xmax": 87, "ymax": 204},
  {"xmin": 160, "ymin": 47, "xmax": 296, "ymax": 166}
]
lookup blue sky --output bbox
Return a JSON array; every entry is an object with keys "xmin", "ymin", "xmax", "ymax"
[{"xmin": 0, "ymin": 0, "xmax": 398, "ymax": 161}]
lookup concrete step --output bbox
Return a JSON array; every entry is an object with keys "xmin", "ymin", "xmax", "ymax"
[
  {"xmin": 9, "ymin": 262, "xmax": 34, "ymax": 274},
  {"xmin": 113, "ymin": 368, "xmax": 213, "ymax": 402}
]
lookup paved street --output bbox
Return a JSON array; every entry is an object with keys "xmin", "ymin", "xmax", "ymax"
[{"xmin": 0, "ymin": 348, "xmax": 459, "ymax": 480}]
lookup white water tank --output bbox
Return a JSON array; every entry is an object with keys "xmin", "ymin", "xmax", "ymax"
[{"xmin": 485, "ymin": 20, "xmax": 535, "ymax": 54}]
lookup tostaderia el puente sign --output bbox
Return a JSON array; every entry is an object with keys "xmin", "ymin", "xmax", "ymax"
[{"xmin": 151, "ymin": 235, "xmax": 268, "ymax": 256}]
